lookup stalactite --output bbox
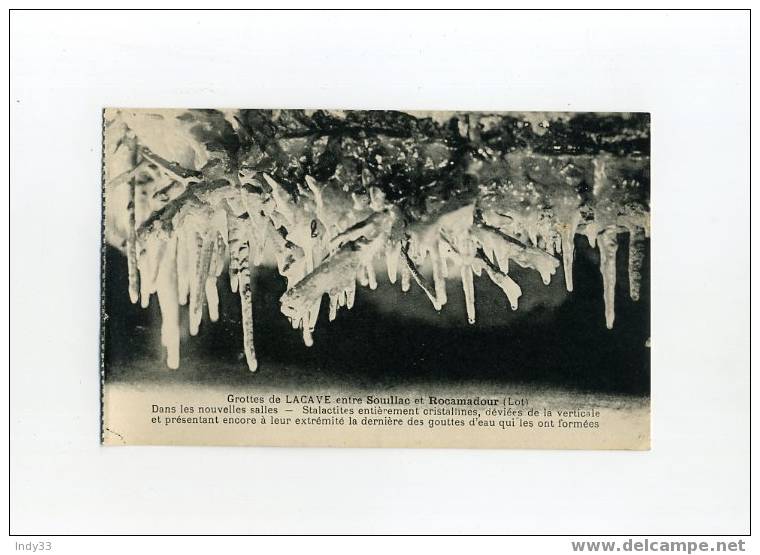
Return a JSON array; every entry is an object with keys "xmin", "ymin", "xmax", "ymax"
[
  {"xmin": 401, "ymin": 242, "xmax": 442, "ymax": 311},
  {"xmin": 176, "ymin": 228, "xmax": 190, "ymax": 306},
  {"xmin": 138, "ymin": 235, "xmax": 165, "ymax": 308},
  {"xmin": 627, "ymin": 226, "xmax": 645, "ymax": 302},
  {"xmin": 156, "ymin": 234, "xmax": 180, "ymax": 369},
  {"xmin": 126, "ymin": 176, "xmax": 139, "ymax": 304},
  {"xmin": 105, "ymin": 109, "xmax": 649, "ymax": 371},
  {"xmin": 461, "ymin": 264, "xmax": 476, "ymax": 324},
  {"xmin": 237, "ymin": 240, "xmax": 257, "ymax": 372},
  {"xmin": 559, "ymin": 213, "xmax": 581, "ymax": 292},
  {"xmin": 475, "ymin": 251, "xmax": 521, "ymax": 310},
  {"xmin": 400, "ymin": 263, "xmax": 411, "ymax": 292},
  {"xmin": 189, "ymin": 231, "xmax": 213, "ymax": 336},
  {"xmin": 430, "ymin": 245, "xmax": 448, "ymax": 307},
  {"xmin": 205, "ymin": 274, "xmax": 220, "ymax": 323},
  {"xmin": 385, "ymin": 242, "xmax": 401, "ymax": 284},
  {"xmin": 597, "ymin": 229, "xmax": 619, "ymax": 330},
  {"xmin": 226, "ymin": 213, "xmax": 242, "ymax": 293}
]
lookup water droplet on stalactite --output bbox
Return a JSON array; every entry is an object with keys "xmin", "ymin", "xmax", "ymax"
[
  {"xmin": 597, "ymin": 230, "xmax": 619, "ymax": 330},
  {"xmin": 156, "ymin": 235, "xmax": 180, "ymax": 369},
  {"xmin": 628, "ymin": 227, "xmax": 645, "ymax": 301},
  {"xmin": 237, "ymin": 240, "xmax": 257, "ymax": 372}
]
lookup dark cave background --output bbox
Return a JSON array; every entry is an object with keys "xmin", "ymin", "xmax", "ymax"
[{"xmin": 103, "ymin": 232, "xmax": 650, "ymax": 397}]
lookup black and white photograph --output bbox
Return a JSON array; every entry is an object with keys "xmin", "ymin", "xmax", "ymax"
[{"xmin": 102, "ymin": 108, "xmax": 651, "ymax": 449}]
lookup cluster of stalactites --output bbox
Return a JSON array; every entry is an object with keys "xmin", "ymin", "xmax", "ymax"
[{"xmin": 120, "ymin": 155, "xmax": 649, "ymax": 372}]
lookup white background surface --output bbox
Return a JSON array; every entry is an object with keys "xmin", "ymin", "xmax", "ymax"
[{"xmin": 8, "ymin": 9, "xmax": 751, "ymax": 538}]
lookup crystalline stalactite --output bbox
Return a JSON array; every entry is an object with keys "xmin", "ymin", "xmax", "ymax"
[
  {"xmin": 328, "ymin": 294, "xmax": 339, "ymax": 322},
  {"xmin": 476, "ymin": 254, "xmax": 521, "ymax": 310},
  {"xmin": 460, "ymin": 264, "xmax": 476, "ymax": 324},
  {"xmin": 204, "ymin": 233, "xmax": 221, "ymax": 323},
  {"xmin": 135, "ymin": 231, "xmax": 164, "ymax": 310},
  {"xmin": 473, "ymin": 223, "xmax": 559, "ymax": 285},
  {"xmin": 551, "ymin": 185, "xmax": 583, "ymax": 292},
  {"xmin": 214, "ymin": 231, "xmax": 227, "ymax": 277},
  {"xmin": 627, "ymin": 226, "xmax": 645, "ymax": 302},
  {"xmin": 400, "ymin": 263, "xmax": 412, "ymax": 292},
  {"xmin": 104, "ymin": 109, "xmax": 649, "ymax": 371},
  {"xmin": 401, "ymin": 241, "xmax": 442, "ymax": 311},
  {"xmin": 453, "ymin": 235, "xmax": 478, "ymax": 323},
  {"xmin": 559, "ymin": 215, "xmax": 580, "ymax": 292},
  {"xmin": 385, "ymin": 242, "xmax": 401, "ymax": 284},
  {"xmin": 155, "ymin": 234, "xmax": 180, "ymax": 369},
  {"xmin": 597, "ymin": 229, "xmax": 619, "ymax": 330},
  {"xmin": 429, "ymin": 245, "xmax": 448, "ymax": 307},
  {"xmin": 356, "ymin": 265, "xmax": 369, "ymax": 287},
  {"xmin": 237, "ymin": 240, "xmax": 258, "ymax": 372},
  {"xmin": 190, "ymin": 230, "xmax": 213, "ymax": 336},
  {"xmin": 346, "ymin": 280, "xmax": 356, "ymax": 309},
  {"xmin": 202, "ymin": 215, "xmax": 228, "ymax": 324},
  {"xmin": 176, "ymin": 228, "xmax": 190, "ymax": 305},
  {"xmin": 238, "ymin": 186, "xmax": 270, "ymax": 267},
  {"xmin": 438, "ymin": 240, "xmax": 450, "ymax": 278},
  {"xmin": 226, "ymin": 213, "xmax": 242, "ymax": 293},
  {"xmin": 280, "ymin": 210, "xmax": 394, "ymax": 327},
  {"xmin": 205, "ymin": 277, "xmax": 220, "ymax": 322},
  {"xmin": 126, "ymin": 177, "xmax": 140, "ymax": 304}
]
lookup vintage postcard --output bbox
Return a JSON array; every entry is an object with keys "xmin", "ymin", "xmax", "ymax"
[{"xmin": 101, "ymin": 108, "xmax": 650, "ymax": 449}]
